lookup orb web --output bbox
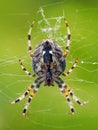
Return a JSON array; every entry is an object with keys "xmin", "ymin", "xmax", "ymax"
[{"xmin": 0, "ymin": 2, "xmax": 98, "ymax": 129}]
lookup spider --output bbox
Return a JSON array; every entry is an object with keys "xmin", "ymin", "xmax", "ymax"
[{"xmin": 11, "ymin": 19, "xmax": 85, "ymax": 116}]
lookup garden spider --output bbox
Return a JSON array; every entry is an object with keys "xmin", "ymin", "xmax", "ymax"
[{"xmin": 11, "ymin": 19, "xmax": 84, "ymax": 116}]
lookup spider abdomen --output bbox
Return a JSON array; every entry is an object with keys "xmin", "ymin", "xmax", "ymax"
[{"xmin": 32, "ymin": 39, "xmax": 66, "ymax": 78}]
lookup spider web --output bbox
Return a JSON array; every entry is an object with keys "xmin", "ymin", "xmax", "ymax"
[
  {"xmin": 0, "ymin": 2, "xmax": 98, "ymax": 130},
  {"xmin": 37, "ymin": 7, "xmax": 66, "ymax": 44}
]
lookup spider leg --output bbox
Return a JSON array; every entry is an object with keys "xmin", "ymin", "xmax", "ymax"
[
  {"xmin": 22, "ymin": 77, "xmax": 44, "ymax": 116},
  {"xmin": 10, "ymin": 77, "xmax": 41, "ymax": 104},
  {"xmin": 62, "ymin": 81, "xmax": 84, "ymax": 106},
  {"xmin": 65, "ymin": 86, "xmax": 84, "ymax": 106},
  {"xmin": 55, "ymin": 77, "xmax": 75, "ymax": 114},
  {"xmin": 55, "ymin": 77, "xmax": 84, "ymax": 114},
  {"xmin": 64, "ymin": 19, "xmax": 71, "ymax": 57},
  {"xmin": 62, "ymin": 58, "xmax": 78, "ymax": 77},
  {"xmin": 19, "ymin": 59, "xmax": 36, "ymax": 78},
  {"xmin": 10, "ymin": 84, "xmax": 34, "ymax": 104},
  {"xmin": 28, "ymin": 21, "xmax": 35, "ymax": 57}
]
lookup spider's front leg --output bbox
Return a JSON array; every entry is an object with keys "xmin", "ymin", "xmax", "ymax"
[
  {"xmin": 10, "ymin": 77, "xmax": 41, "ymax": 104},
  {"xmin": 11, "ymin": 84, "xmax": 34, "ymax": 104},
  {"xmin": 55, "ymin": 77, "xmax": 84, "ymax": 114},
  {"xmin": 11, "ymin": 77, "xmax": 44, "ymax": 116},
  {"xmin": 22, "ymin": 77, "xmax": 44, "ymax": 116},
  {"xmin": 55, "ymin": 77, "xmax": 75, "ymax": 114}
]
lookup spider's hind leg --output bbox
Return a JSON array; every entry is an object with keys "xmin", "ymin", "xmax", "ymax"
[
  {"xmin": 28, "ymin": 21, "xmax": 35, "ymax": 57},
  {"xmin": 64, "ymin": 19, "xmax": 71, "ymax": 57},
  {"xmin": 62, "ymin": 58, "xmax": 78, "ymax": 77},
  {"xmin": 19, "ymin": 59, "xmax": 36, "ymax": 78}
]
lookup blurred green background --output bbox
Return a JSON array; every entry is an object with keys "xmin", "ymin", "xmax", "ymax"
[{"xmin": 0, "ymin": 0, "xmax": 98, "ymax": 130}]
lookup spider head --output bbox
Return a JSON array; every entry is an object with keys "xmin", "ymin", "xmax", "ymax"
[{"xmin": 45, "ymin": 70, "xmax": 54, "ymax": 86}]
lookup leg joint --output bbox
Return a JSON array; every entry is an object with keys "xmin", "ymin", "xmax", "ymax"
[{"xmin": 63, "ymin": 92, "xmax": 68, "ymax": 97}]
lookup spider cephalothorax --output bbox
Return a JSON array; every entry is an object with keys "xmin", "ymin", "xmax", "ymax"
[{"xmin": 11, "ymin": 19, "xmax": 85, "ymax": 116}]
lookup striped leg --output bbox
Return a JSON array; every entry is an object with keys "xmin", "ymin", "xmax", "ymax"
[
  {"xmin": 22, "ymin": 78, "xmax": 44, "ymax": 116},
  {"xmin": 55, "ymin": 77, "xmax": 75, "ymax": 114},
  {"xmin": 28, "ymin": 21, "xmax": 35, "ymax": 57},
  {"xmin": 19, "ymin": 59, "xmax": 36, "ymax": 78},
  {"xmin": 64, "ymin": 86, "xmax": 84, "ymax": 106},
  {"xmin": 64, "ymin": 19, "xmax": 71, "ymax": 57},
  {"xmin": 62, "ymin": 58, "xmax": 78, "ymax": 77},
  {"xmin": 10, "ymin": 84, "xmax": 34, "ymax": 104},
  {"xmin": 10, "ymin": 77, "xmax": 42, "ymax": 104},
  {"xmin": 63, "ymin": 93, "xmax": 75, "ymax": 114}
]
